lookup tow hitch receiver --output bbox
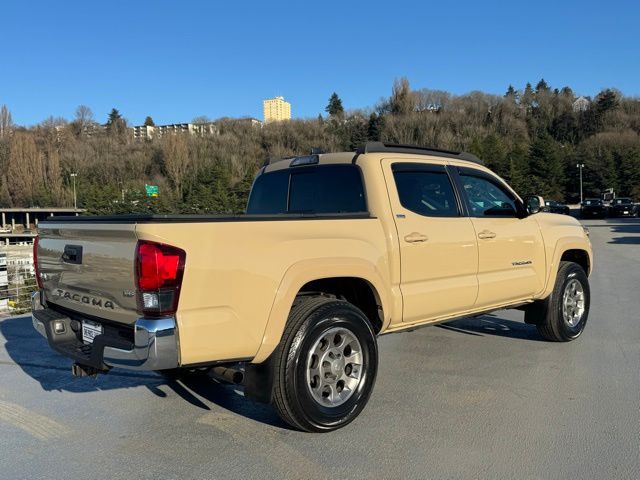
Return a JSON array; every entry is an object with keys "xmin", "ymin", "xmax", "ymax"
[{"xmin": 72, "ymin": 363, "xmax": 101, "ymax": 378}]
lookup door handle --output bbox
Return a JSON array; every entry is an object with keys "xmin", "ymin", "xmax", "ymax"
[
  {"xmin": 404, "ymin": 232, "xmax": 428, "ymax": 243},
  {"xmin": 477, "ymin": 230, "xmax": 496, "ymax": 240}
]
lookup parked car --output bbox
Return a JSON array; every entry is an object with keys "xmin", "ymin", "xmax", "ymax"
[
  {"xmin": 608, "ymin": 197, "xmax": 638, "ymax": 218},
  {"xmin": 544, "ymin": 200, "xmax": 571, "ymax": 215},
  {"xmin": 580, "ymin": 198, "xmax": 607, "ymax": 219},
  {"xmin": 31, "ymin": 142, "xmax": 593, "ymax": 432}
]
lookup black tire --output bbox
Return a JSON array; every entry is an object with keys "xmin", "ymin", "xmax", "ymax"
[
  {"xmin": 533, "ymin": 261, "xmax": 590, "ymax": 341},
  {"xmin": 271, "ymin": 296, "xmax": 378, "ymax": 432}
]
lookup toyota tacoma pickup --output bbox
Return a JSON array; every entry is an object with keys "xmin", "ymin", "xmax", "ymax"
[{"xmin": 32, "ymin": 142, "xmax": 593, "ymax": 432}]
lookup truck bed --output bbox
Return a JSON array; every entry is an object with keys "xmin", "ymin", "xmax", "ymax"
[{"xmin": 37, "ymin": 213, "xmax": 387, "ymax": 365}]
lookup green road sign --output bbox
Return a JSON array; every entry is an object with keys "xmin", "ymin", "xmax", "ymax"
[{"xmin": 145, "ymin": 184, "xmax": 159, "ymax": 197}]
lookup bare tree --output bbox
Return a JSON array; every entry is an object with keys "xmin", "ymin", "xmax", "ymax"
[
  {"xmin": 0, "ymin": 105, "xmax": 13, "ymax": 137},
  {"xmin": 162, "ymin": 133, "xmax": 191, "ymax": 198},
  {"xmin": 74, "ymin": 105, "xmax": 93, "ymax": 126},
  {"xmin": 415, "ymin": 89, "xmax": 451, "ymax": 112},
  {"xmin": 192, "ymin": 115, "xmax": 211, "ymax": 124},
  {"xmin": 7, "ymin": 132, "xmax": 44, "ymax": 205},
  {"xmin": 389, "ymin": 77, "xmax": 417, "ymax": 116}
]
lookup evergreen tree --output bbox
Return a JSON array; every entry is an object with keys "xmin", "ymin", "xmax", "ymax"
[
  {"xmin": 144, "ymin": 116, "xmax": 155, "ymax": 126},
  {"xmin": 535, "ymin": 78, "xmax": 550, "ymax": 93},
  {"xmin": 595, "ymin": 89, "xmax": 619, "ymax": 116},
  {"xmin": 583, "ymin": 89, "xmax": 620, "ymax": 136},
  {"xmin": 507, "ymin": 143, "xmax": 530, "ymax": 195},
  {"xmin": 107, "ymin": 108, "xmax": 122, "ymax": 125},
  {"xmin": 617, "ymin": 146, "xmax": 640, "ymax": 198},
  {"xmin": 521, "ymin": 83, "xmax": 534, "ymax": 111},
  {"xmin": 528, "ymin": 134, "xmax": 564, "ymax": 198},
  {"xmin": 560, "ymin": 86, "xmax": 574, "ymax": 98},
  {"xmin": 106, "ymin": 108, "xmax": 126, "ymax": 135},
  {"xmin": 367, "ymin": 113, "xmax": 384, "ymax": 141},
  {"xmin": 504, "ymin": 85, "xmax": 518, "ymax": 102},
  {"xmin": 471, "ymin": 133, "xmax": 508, "ymax": 178},
  {"xmin": 325, "ymin": 92, "xmax": 344, "ymax": 117}
]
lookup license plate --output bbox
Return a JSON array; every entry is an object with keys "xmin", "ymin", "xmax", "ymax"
[
  {"xmin": 82, "ymin": 320, "xmax": 103, "ymax": 344},
  {"xmin": 624, "ymin": 211, "xmax": 629, "ymax": 214}
]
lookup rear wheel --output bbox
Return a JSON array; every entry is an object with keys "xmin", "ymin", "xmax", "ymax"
[
  {"xmin": 271, "ymin": 296, "xmax": 378, "ymax": 432},
  {"xmin": 532, "ymin": 261, "xmax": 590, "ymax": 341}
]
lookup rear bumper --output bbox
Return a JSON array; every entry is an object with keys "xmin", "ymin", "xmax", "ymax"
[
  {"xmin": 610, "ymin": 210, "xmax": 635, "ymax": 217},
  {"xmin": 581, "ymin": 209, "xmax": 606, "ymax": 217},
  {"xmin": 31, "ymin": 291, "xmax": 179, "ymax": 371}
]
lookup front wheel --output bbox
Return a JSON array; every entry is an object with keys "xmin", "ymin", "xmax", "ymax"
[
  {"xmin": 534, "ymin": 261, "xmax": 591, "ymax": 341},
  {"xmin": 271, "ymin": 296, "xmax": 378, "ymax": 432}
]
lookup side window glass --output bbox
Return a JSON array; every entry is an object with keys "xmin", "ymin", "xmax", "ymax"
[
  {"xmin": 393, "ymin": 169, "xmax": 459, "ymax": 217},
  {"xmin": 460, "ymin": 174, "xmax": 518, "ymax": 217}
]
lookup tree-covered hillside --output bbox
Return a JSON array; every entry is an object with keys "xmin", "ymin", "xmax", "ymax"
[{"xmin": 0, "ymin": 78, "xmax": 638, "ymax": 214}]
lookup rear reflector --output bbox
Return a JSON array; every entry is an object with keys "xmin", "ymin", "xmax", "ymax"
[{"xmin": 135, "ymin": 241, "xmax": 186, "ymax": 317}]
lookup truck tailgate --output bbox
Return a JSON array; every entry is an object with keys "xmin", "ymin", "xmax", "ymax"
[{"xmin": 37, "ymin": 222, "xmax": 139, "ymax": 324}]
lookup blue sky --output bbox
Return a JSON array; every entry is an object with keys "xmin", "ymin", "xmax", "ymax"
[{"xmin": 3, "ymin": 0, "xmax": 639, "ymax": 126}]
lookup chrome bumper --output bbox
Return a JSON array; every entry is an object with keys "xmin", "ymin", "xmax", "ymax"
[
  {"xmin": 103, "ymin": 317, "xmax": 178, "ymax": 370},
  {"xmin": 31, "ymin": 291, "xmax": 179, "ymax": 371}
]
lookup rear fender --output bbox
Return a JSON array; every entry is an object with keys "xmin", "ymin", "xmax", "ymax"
[{"xmin": 251, "ymin": 258, "xmax": 396, "ymax": 364}]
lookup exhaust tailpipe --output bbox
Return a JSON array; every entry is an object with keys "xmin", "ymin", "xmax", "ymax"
[{"xmin": 211, "ymin": 366, "xmax": 244, "ymax": 385}]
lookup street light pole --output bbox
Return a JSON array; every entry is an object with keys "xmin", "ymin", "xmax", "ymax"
[
  {"xmin": 70, "ymin": 173, "xmax": 78, "ymax": 210},
  {"xmin": 576, "ymin": 164, "xmax": 584, "ymax": 204}
]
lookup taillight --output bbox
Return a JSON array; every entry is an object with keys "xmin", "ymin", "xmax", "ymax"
[
  {"xmin": 135, "ymin": 240, "xmax": 186, "ymax": 317},
  {"xmin": 33, "ymin": 236, "xmax": 43, "ymax": 289}
]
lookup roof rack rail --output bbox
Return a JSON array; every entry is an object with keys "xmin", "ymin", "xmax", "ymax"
[
  {"xmin": 262, "ymin": 155, "xmax": 296, "ymax": 167},
  {"xmin": 263, "ymin": 147, "xmax": 325, "ymax": 167},
  {"xmin": 357, "ymin": 142, "xmax": 482, "ymax": 164}
]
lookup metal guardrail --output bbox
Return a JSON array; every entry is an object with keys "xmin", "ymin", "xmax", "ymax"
[
  {"xmin": 0, "ymin": 244, "xmax": 37, "ymax": 315},
  {"xmin": 0, "ymin": 280, "xmax": 37, "ymax": 314}
]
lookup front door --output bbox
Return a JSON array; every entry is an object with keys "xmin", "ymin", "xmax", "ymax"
[
  {"xmin": 383, "ymin": 160, "xmax": 479, "ymax": 324},
  {"xmin": 454, "ymin": 166, "xmax": 546, "ymax": 308}
]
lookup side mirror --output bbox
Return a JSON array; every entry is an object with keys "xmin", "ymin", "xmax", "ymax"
[{"xmin": 524, "ymin": 195, "xmax": 545, "ymax": 215}]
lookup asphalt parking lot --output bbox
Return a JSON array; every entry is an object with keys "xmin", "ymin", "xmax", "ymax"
[{"xmin": 1, "ymin": 216, "xmax": 639, "ymax": 480}]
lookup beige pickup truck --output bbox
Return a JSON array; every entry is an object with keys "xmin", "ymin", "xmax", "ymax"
[{"xmin": 32, "ymin": 142, "xmax": 593, "ymax": 432}]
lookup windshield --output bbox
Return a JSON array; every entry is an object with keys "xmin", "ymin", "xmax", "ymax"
[
  {"xmin": 583, "ymin": 199, "xmax": 601, "ymax": 205},
  {"xmin": 613, "ymin": 198, "xmax": 631, "ymax": 205}
]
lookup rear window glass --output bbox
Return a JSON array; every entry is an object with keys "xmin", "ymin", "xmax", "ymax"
[
  {"xmin": 393, "ymin": 170, "xmax": 459, "ymax": 217},
  {"xmin": 246, "ymin": 164, "xmax": 367, "ymax": 214},
  {"xmin": 245, "ymin": 170, "xmax": 289, "ymax": 214}
]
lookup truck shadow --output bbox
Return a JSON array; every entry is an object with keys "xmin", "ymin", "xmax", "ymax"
[
  {"xmin": 440, "ymin": 314, "xmax": 545, "ymax": 341},
  {"xmin": 0, "ymin": 315, "xmax": 286, "ymax": 429},
  {"xmin": 608, "ymin": 236, "xmax": 640, "ymax": 245},
  {"xmin": 608, "ymin": 220, "xmax": 640, "ymax": 244}
]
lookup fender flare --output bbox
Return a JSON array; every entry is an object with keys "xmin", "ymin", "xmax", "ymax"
[
  {"xmin": 251, "ymin": 257, "xmax": 395, "ymax": 363},
  {"xmin": 539, "ymin": 236, "xmax": 592, "ymax": 299}
]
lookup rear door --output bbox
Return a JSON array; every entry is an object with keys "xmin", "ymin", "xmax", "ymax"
[
  {"xmin": 382, "ymin": 159, "xmax": 479, "ymax": 323},
  {"xmin": 452, "ymin": 166, "xmax": 546, "ymax": 308},
  {"xmin": 37, "ymin": 221, "xmax": 139, "ymax": 324}
]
